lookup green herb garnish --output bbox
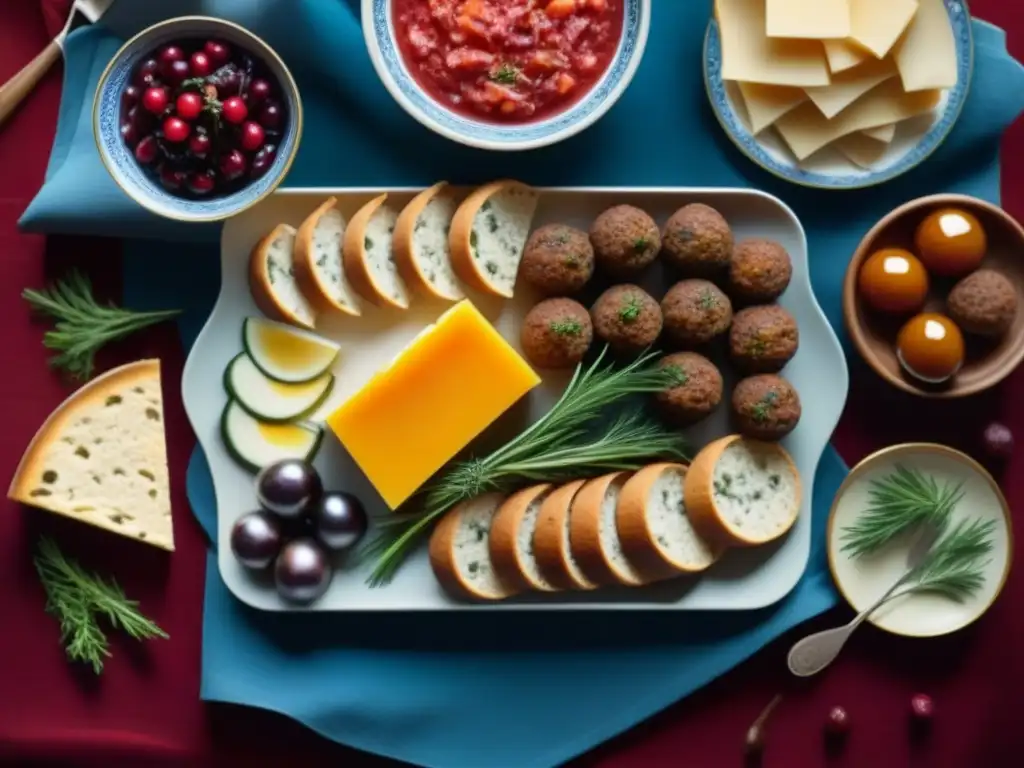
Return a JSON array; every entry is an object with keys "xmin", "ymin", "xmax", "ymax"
[
  {"xmin": 22, "ymin": 271, "xmax": 180, "ymax": 381},
  {"xmin": 746, "ymin": 337, "xmax": 767, "ymax": 357},
  {"xmin": 490, "ymin": 63, "xmax": 519, "ymax": 85},
  {"xmin": 750, "ymin": 390, "xmax": 778, "ymax": 423},
  {"xmin": 550, "ymin": 319, "xmax": 583, "ymax": 336},
  {"xmin": 633, "ymin": 237, "xmax": 649, "ymax": 253},
  {"xmin": 697, "ymin": 289, "xmax": 718, "ymax": 310},
  {"xmin": 663, "ymin": 364, "xmax": 689, "ymax": 387},
  {"xmin": 33, "ymin": 537, "xmax": 168, "ymax": 674},
  {"xmin": 619, "ymin": 294, "xmax": 643, "ymax": 323}
]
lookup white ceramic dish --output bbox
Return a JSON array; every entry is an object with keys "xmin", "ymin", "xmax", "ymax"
[
  {"xmin": 828, "ymin": 444, "xmax": 1012, "ymax": 637},
  {"xmin": 182, "ymin": 186, "xmax": 849, "ymax": 611},
  {"xmin": 361, "ymin": 0, "xmax": 650, "ymax": 151},
  {"xmin": 703, "ymin": 0, "xmax": 973, "ymax": 189}
]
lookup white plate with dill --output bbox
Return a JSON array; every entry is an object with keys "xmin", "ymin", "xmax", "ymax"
[
  {"xmin": 827, "ymin": 444, "xmax": 1013, "ymax": 637},
  {"xmin": 184, "ymin": 186, "xmax": 848, "ymax": 611}
]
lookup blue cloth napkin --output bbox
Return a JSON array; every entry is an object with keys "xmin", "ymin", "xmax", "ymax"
[{"xmin": 22, "ymin": 0, "xmax": 1024, "ymax": 766}]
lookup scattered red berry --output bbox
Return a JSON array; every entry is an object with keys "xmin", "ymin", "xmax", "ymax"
[
  {"xmin": 204, "ymin": 40, "xmax": 231, "ymax": 66},
  {"xmin": 162, "ymin": 117, "xmax": 191, "ymax": 143},
  {"xmin": 910, "ymin": 694, "xmax": 934, "ymax": 722},
  {"xmin": 176, "ymin": 92, "xmax": 204, "ymax": 121},
  {"xmin": 258, "ymin": 100, "xmax": 282, "ymax": 129},
  {"xmin": 248, "ymin": 78, "xmax": 272, "ymax": 104},
  {"xmin": 159, "ymin": 165, "xmax": 188, "ymax": 191},
  {"xmin": 164, "ymin": 59, "xmax": 191, "ymax": 86},
  {"xmin": 189, "ymin": 132, "xmax": 212, "ymax": 158},
  {"xmin": 825, "ymin": 706, "xmax": 849, "ymax": 737},
  {"xmin": 240, "ymin": 121, "xmax": 265, "ymax": 151},
  {"xmin": 982, "ymin": 422, "xmax": 1014, "ymax": 461},
  {"xmin": 135, "ymin": 58, "xmax": 159, "ymax": 85},
  {"xmin": 189, "ymin": 51, "xmax": 212, "ymax": 77},
  {"xmin": 120, "ymin": 122, "xmax": 139, "ymax": 146},
  {"xmin": 188, "ymin": 170, "xmax": 217, "ymax": 195},
  {"xmin": 222, "ymin": 96, "xmax": 248, "ymax": 124},
  {"xmin": 141, "ymin": 87, "xmax": 169, "ymax": 114},
  {"xmin": 121, "ymin": 85, "xmax": 140, "ymax": 108},
  {"xmin": 158, "ymin": 45, "xmax": 185, "ymax": 65},
  {"xmin": 220, "ymin": 149, "xmax": 248, "ymax": 180},
  {"xmin": 251, "ymin": 143, "xmax": 277, "ymax": 178},
  {"xmin": 134, "ymin": 135, "xmax": 158, "ymax": 164}
]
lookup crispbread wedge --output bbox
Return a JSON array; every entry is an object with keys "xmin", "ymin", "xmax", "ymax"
[
  {"xmin": 249, "ymin": 223, "xmax": 317, "ymax": 329},
  {"xmin": 429, "ymin": 493, "xmax": 518, "ymax": 601},
  {"xmin": 342, "ymin": 193, "xmax": 409, "ymax": 309},
  {"xmin": 393, "ymin": 182, "xmax": 465, "ymax": 301},
  {"xmin": 489, "ymin": 483, "xmax": 557, "ymax": 592},
  {"xmin": 8, "ymin": 360, "xmax": 174, "ymax": 551},
  {"xmin": 533, "ymin": 479, "xmax": 598, "ymax": 590},
  {"xmin": 449, "ymin": 180, "xmax": 539, "ymax": 298},
  {"xmin": 568, "ymin": 472, "xmax": 645, "ymax": 586},
  {"xmin": 293, "ymin": 197, "xmax": 362, "ymax": 316},
  {"xmin": 684, "ymin": 435, "xmax": 801, "ymax": 548}
]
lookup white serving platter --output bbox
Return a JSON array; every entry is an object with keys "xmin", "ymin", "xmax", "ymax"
[{"xmin": 182, "ymin": 186, "xmax": 849, "ymax": 611}]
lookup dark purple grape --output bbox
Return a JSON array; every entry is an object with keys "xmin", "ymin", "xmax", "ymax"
[
  {"xmin": 164, "ymin": 59, "xmax": 191, "ymax": 86},
  {"xmin": 127, "ymin": 105, "xmax": 155, "ymax": 133},
  {"xmin": 248, "ymin": 78, "xmax": 272, "ymax": 105},
  {"xmin": 274, "ymin": 539, "xmax": 331, "ymax": 603},
  {"xmin": 122, "ymin": 85, "xmax": 141, "ymax": 109},
  {"xmin": 230, "ymin": 511, "xmax": 284, "ymax": 569},
  {"xmin": 158, "ymin": 165, "xmax": 188, "ymax": 190},
  {"xmin": 311, "ymin": 492, "xmax": 368, "ymax": 552},
  {"xmin": 208, "ymin": 63, "xmax": 243, "ymax": 96},
  {"xmin": 135, "ymin": 58, "xmax": 159, "ymax": 86},
  {"xmin": 256, "ymin": 459, "xmax": 322, "ymax": 519},
  {"xmin": 120, "ymin": 121, "xmax": 139, "ymax": 146},
  {"xmin": 982, "ymin": 422, "xmax": 1014, "ymax": 460},
  {"xmin": 251, "ymin": 143, "xmax": 277, "ymax": 179},
  {"xmin": 258, "ymin": 100, "xmax": 283, "ymax": 129}
]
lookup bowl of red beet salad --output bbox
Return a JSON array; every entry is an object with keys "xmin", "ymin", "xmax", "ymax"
[
  {"xmin": 364, "ymin": 0, "xmax": 649, "ymax": 151},
  {"xmin": 93, "ymin": 16, "xmax": 301, "ymax": 223}
]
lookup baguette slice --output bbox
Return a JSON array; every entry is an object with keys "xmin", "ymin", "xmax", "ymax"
[
  {"xmin": 449, "ymin": 179, "xmax": 539, "ymax": 298},
  {"xmin": 293, "ymin": 197, "xmax": 362, "ymax": 316},
  {"xmin": 616, "ymin": 463, "xmax": 722, "ymax": 582},
  {"xmin": 684, "ymin": 435, "xmax": 801, "ymax": 548},
  {"xmin": 489, "ymin": 483, "xmax": 557, "ymax": 592},
  {"xmin": 249, "ymin": 224, "xmax": 317, "ymax": 329},
  {"xmin": 533, "ymin": 479, "xmax": 598, "ymax": 590},
  {"xmin": 393, "ymin": 182, "xmax": 465, "ymax": 301},
  {"xmin": 342, "ymin": 193, "xmax": 410, "ymax": 309},
  {"xmin": 568, "ymin": 472, "xmax": 646, "ymax": 586},
  {"xmin": 429, "ymin": 493, "xmax": 519, "ymax": 601}
]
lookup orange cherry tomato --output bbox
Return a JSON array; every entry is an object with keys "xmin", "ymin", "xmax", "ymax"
[
  {"xmin": 858, "ymin": 248, "xmax": 930, "ymax": 314},
  {"xmin": 896, "ymin": 313, "xmax": 965, "ymax": 383},
  {"xmin": 914, "ymin": 208, "xmax": 987, "ymax": 277}
]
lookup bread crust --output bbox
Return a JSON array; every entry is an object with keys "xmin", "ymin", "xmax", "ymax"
[
  {"xmin": 489, "ymin": 483, "xmax": 555, "ymax": 592},
  {"xmin": 428, "ymin": 494, "xmax": 516, "ymax": 601},
  {"xmin": 448, "ymin": 179, "xmax": 532, "ymax": 298},
  {"xmin": 249, "ymin": 224, "xmax": 314, "ymax": 328},
  {"xmin": 568, "ymin": 471, "xmax": 642, "ymax": 586},
  {"xmin": 393, "ymin": 182, "xmax": 463, "ymax": 301},
  {"xmin": 533, "ymin": 479, "xmax": 597, "ymax": 590},
  {"xmin": 293, "ymin": 196, "xmax": 361, "ymax": 317},
  {"xmin": 342, "ymin": 193, "xmax": 408, "ymax": 309},
  {"xmin": 617, "ymin": 463, "xmax": 687, "ymax": 582}
]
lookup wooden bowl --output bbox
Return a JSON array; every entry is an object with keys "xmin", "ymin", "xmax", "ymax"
[{"xmin": 843, "ymin": 194, "xmax": 1024, "ymax": 398}]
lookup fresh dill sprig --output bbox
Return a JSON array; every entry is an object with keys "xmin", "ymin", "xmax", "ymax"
[
  {"xmin": 33, "ymin": 537, "xmax": 168, "ymax": 674},
  {"xmin": 899, "ymin": 518, "xmax": 996, "ymax": 602},
  {"xmin": 22, "ymin": 270, "xmax": 181, "ymax": 380},
  {"xmin": 840, "ymin": 465, "xmax": 964, "ymax": 559},
  {"xmin": 360, "ymin": 348, "xmax": 688, "ymax": 586}
]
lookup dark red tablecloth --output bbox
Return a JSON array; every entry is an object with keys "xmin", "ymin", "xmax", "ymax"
[{"xmin": 1, "ymin": 2, "xmax": 1022, "ymax": 766}]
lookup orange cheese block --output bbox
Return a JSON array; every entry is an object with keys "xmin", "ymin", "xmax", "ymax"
[{"xmin": 326, "ymin": 300, "xmax": 541, "ymax": 509}]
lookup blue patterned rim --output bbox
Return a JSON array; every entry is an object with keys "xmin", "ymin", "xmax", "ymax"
[
  {"xmin": 703, "ymin": 0, "xmax": 973, "ymax": 190},
  {"xmin": 93, "ymin": 17, "xmax": 302, "ymax": 222},
  {"xmin": 365, "ymin": 0, "xmax": 649, "ymax": 150}
]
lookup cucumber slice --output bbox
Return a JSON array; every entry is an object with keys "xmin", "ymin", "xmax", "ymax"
[
  {"xmin": 224, "ymin": 353, "xmax": 334, "ymax": 422},
  {"xmin": 242, "ymin": 316, "xmax": 340, "ymax": 383},
  {"xmin": 221, "ymin": 400, "xmax": 324, "ymax": 473}
]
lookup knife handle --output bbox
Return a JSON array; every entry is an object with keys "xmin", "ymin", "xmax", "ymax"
[{"xmin": 0, "ymin": 40, "xmax": 62, "ymax": 130}]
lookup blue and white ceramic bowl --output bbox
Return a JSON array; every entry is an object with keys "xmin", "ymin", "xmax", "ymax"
[
  {"xmin": 362, "ymin": 0, "xmax": 650, "ymax": 151},
  {"xmin": 94, "ymin": 16, "xmax": 302, "ymax": 223}
]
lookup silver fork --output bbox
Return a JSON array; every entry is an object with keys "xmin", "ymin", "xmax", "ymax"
[
  {"xmin": 0, "ymin": 0, "xmax": 116, "ymax": 129},
  {"xmin": 787, "ymin": 519, "xmax": 942, "ymax": 678}
]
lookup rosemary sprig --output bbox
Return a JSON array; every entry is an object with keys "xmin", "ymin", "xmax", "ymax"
[
  {"xmin": 361, "ymin": 348, "xmax": 688, "ymax": 586},
  {"xmin": 33, "ymin": 537, "xmax": 168, "ymax": 674},
  {"xmin": 22, "ymin": 270, "xmax": 181, "ymax": 380},
  {"xmin": 841, "ymin": 465, "xmax": 964, "ymax": 559},
  {"xmin": 899, "ymin": 518, "xmax": 996, "ymax": 602}
]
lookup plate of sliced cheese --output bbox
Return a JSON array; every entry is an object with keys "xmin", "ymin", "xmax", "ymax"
[{"xmin": 704, "ymin": 0, "xmax": 972, "ymax": 188}]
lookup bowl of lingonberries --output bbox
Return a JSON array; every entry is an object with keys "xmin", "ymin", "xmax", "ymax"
[{"xmin": 93, "ymin": 16, "xmax": 301, "ymax": 222}]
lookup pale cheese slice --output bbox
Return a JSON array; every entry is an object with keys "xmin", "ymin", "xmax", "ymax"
[
  {"xmin": 837, "ymin": 132, "xmax": 890, "ymax": 168},
  {"xmin": 775, "ymin": 79, "xmax": 940, "ymax": 160},
  {"xmin": 895, "ymin": 0, "xmax": 958, "ymax": 91},
  {"xmin": 8, "ymin": 360, "xmax": 174, "ymax": 551},
  {"xmin": 823, "ymin": 39, "xmax": 869, "ymax": 74},
  {"xmin": 862, "ymin": 124, "xmax": 896, "ymax": 142},
  {"xmin": 716, "ymin": 0, "xmax": 831, "ymax": 87},
  {"xmin": 804, "ymin": 56, "xmax": 897, "ymax": 119},
  {"xmin": 850, "ymin": 0, "xmax": 919, "ymax": 59},
  {"xmin": 766, "ymin": 0, "xmax": 850, "ymax": 39},
  {"xmin": 737, "ymin": 82, "xmax": 807, "ymax": 134}
]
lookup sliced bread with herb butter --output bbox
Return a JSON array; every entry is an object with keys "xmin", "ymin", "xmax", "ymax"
[
  {"xmin": 393, "ymin": 182, "xmax": 465, "ymax": 301},
  {"xmin": 249, "ymin": 223, "xmax": 317, "ymax": 329},
  {"xmin": 489, "ymin": 483, "xmax": 558, "ymax": 592},
  {"xmin": 684, "ymin": 435, "xmax": 801, "ymax": 548},
  {"xmin": 8, "ymin": 360, "xmax": 174, "ymax": 551},
  {"xmin": 568, "ymin": 471, "xmax": 646, "ymax": 586},
  {"xmin": 449, "ymin": 179, "xmax": 539, "ymax": 298},
  {"xmin": 293, "ymin": 196, "xmax": 362, "ymax": 316},
  {"xmin": 429, "ymin": 492, "xmax": 519, "ymax": 601},
  {"xmin": 342, "ymin": 193, "xmax": 409, "ymax": 309},
  {"xmin": 532, "ymin": 479, "xmax": 598, "ymax": 591},
  {"xmin": 616, "ymin": 463, "xmax": 721, "ymax": 582}
]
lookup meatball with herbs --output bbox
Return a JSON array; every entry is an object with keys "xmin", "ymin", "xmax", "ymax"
[
  {"xmin": 520, "ymin": 224, "xmax": 595, "ymax": 296},
  {"xmin": 731, "ymin": 374, "xmax": 801, "ymax": 441},
  {"xmin": 661, "ymin": 203, "xmax": 733, "ymax": 275},
  {"xmin": 520, "ymin": 298, "xmax": 593, "ymax": 370},
  {"xmin": 591, "ymin": 285, "xmax": 663, "ymax": 355},
  {"xmin": 661, "ymin": 279, "xmax": 733, "ymax": 347},
  {"xmin": 589, "ymin": 205, "xmax": 661, "ymax": 276},
  {"xmin": 655, "ymin": 352, "xmax": 724, "ymax": 426},
  {"xmin": 729, "ymin": 305, "xmax": 799, "ymax": 373},
  {"xmin": 729, "ymin": 239, "xmax": 793, "ymax": 303},
  {"xmin": 946, "ymin": 269, "xmax": 1018, "ymax": 337}
]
